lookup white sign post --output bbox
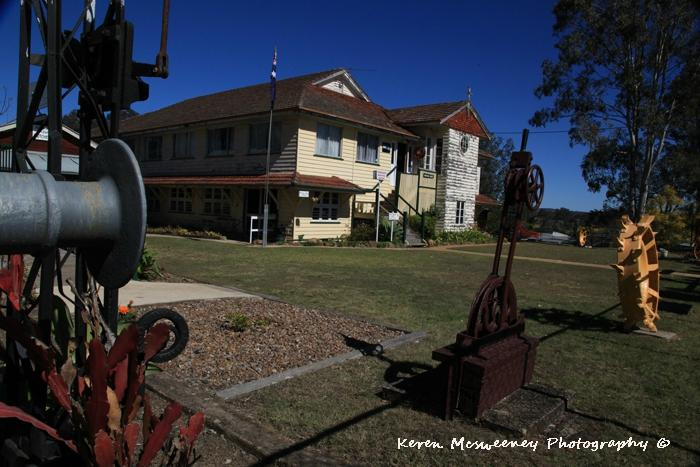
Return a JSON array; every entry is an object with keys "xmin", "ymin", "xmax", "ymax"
[{"xmin": 388, "ymin": 212, "xmax": 399, "ymax": 242}]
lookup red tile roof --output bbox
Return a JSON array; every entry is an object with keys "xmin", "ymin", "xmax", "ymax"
[
  {"xmin": 118, "ymin": 69, "xmax": 415, "ymax": 138},
  {"xmin": 143, "ymin": 171, "xmax": 367, "ymax": 192},
  {"xmin": 388, "ymin": 101, "xmax": 490, "ymax": 139},
  {"xmin": 444, "ymin": 108, "xmax": 489, "ymax": 139},
  {"xmin": 475, "ymin": 193, "xmax": 499, "ymax": 205},
  {"xmin": 387, "ymin": 102, "xmax": 465, "ymax": 124},
  {"xmin": 0, "ymin": 126, "xmax": 82, "ymax": 155}
]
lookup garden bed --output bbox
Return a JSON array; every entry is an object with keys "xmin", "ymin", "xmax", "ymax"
[{"xmin": 135, "ymin": 297, "xmax": 403, "ymax": 391}]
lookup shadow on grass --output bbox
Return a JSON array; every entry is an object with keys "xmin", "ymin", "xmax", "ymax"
[
  {"xmin": 524, "ymin": 303, "xmax": 622, "ymax": 342},
  {"xmin": 658, "ymin": 299, "xmax": 694, "ymax": 315},
  {"xmin": 253, "ymin": 337, "xmax": 444, "ymax": 466},
  {"xmin": 341, "ymin": 333, "xmax": 444, "ymax": 416}
]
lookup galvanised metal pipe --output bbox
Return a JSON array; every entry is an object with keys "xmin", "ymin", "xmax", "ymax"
[
  {"xmin": 0, "ymin": 170, "xmax": 121, "ymax": 251},
  {"xmin": 0, "ymin": 139, "xmax": 145, "ymax": 289}
]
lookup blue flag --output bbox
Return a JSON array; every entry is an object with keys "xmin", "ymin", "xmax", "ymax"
[{"xmin": 270, "ymin": 48, "xmax": 277, "ymax": 108}]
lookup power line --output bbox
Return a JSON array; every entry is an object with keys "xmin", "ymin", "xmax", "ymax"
[{"xmin": 491, "ymin": 127, "xmax": 625, "ymax": 135}]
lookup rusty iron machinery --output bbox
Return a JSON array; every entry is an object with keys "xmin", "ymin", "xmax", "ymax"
[
  {"xmin": 0, "ymin": 0, "xmax": 170, "ymax": 357},
  {"xmin": 612, "ymin": 215, "xmax": 661, "ymax": 332},
  {"xmin": 577, "ymin": 226, "xmax": 588, "ymax": 247},
  {"xmin": 433, "ymin": 129, "xmax": 543, "ymax": 419}
]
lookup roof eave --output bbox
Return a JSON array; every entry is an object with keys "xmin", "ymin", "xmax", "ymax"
[{"xmin": 298, "ymin": 106, "xmax": 418, "ymax": 140}]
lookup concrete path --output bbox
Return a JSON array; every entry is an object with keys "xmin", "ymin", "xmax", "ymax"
[
  {"xmin": 433, "ymin": 246, "xmax": 613, "ymax": 270},
  {"xmin": 55, "ymin": 280, "xmax": 259, "ymax": 306}
]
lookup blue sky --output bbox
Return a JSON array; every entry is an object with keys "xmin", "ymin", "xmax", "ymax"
[{"xmin": 0, "ymin": 0, "xmax": 605, "ymax": 211}]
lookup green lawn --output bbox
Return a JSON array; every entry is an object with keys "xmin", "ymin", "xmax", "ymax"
[
  {"xmin": 147, "ymin": 236, "xmax": 700, "ymax": 465},
  {"xmin": 456, "ymin": 241, "xmax": 700, "ymax": 273}
]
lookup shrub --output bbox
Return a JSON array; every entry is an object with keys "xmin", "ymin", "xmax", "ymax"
[
  {"xmin": 379, "ymin": 217, "xmax": 403, "ymax": 243},
  {"xmin": 225, "ymin": 312, "xmax": 252, "ymax": 332},
  {"xmin": 436, "ymin": 229, "xmax": 493, "ymax": 245},
  {"xmin": 409, "ymin": 205, "xmax": 440, "ymax": 240},
  {"xmin": 147, "ymin": 225, "xmax": 226, "ymax": 240},
  {"xmin": 134, "ymin": 247, "xmax": 161, "ymax": 280},
  {"xmin": 349, "ymin": 222, "xmax": 375, "ymax": 241}
]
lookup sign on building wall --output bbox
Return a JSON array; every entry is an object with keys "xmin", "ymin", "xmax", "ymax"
[
  {"xmin": 373, "ymin": 170, "xmax": 386, "ymax": 181},
  {"xmin": 298, "ymin": 190, "xmax": 309, "ymax": 198}
]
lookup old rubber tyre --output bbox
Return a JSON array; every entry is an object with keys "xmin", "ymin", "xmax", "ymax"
[{"xmin": 137, "ymin": 308, "xmax": 189, "ymax": 363}]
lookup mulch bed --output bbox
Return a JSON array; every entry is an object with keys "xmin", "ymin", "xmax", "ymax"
[{"xmin": 135, "ymin": 298, "xmax": 403, "ymax": 392}]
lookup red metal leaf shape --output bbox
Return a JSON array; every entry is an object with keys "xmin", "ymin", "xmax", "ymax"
[
  {"xmin": 137, "ymin": 402, "xmax": 182, "ymax": 467},
  {"xmin": 122, "ymin": 363, "xmax": 145, "ymax": 426},
  {"xmin": 180, "ymin": 412, "xmax": 205, "ymax": 447},
  {"xmin": 94, "ymin": 430, "xmax": 115, "ymax": 467},
  {"xmin": 124, "ymin": 422, "xmax": 140, "ymax": 465},
  {"xmin": 107, "ymin": 324, "xmax": 139, "ymax": 369},
  {"xmin": 86, "ymin": 339, "xmax": 109, "ymax": 436},
  {"xmin": 45, "ymin": 368, "xmax": 72, "ymax": 413},
  {"xmin": 111, "ymin": 358, "xmax": 129, "ymax": 401},
  {"xmin": 142, "ymin": 394, "xmax": 154, "ymax": 446},
  {"xmin": 0, "ymin": 401, "xmax": 77, "ymax": 452},
  {"xmin": 144, "ymin": 322, "xmax": 170, "ymax": 363}
]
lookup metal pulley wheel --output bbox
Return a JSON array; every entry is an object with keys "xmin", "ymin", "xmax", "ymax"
[
  {"xmin": 466, "ymin": 276, "xmax": 518, "ymax": 339},
  {"xmin": 0, "ymin": 139, "xmax": 146, "ymax": 288},
  {"xmin": 525, "ymin": 165, "xmax": 544, "ymax": 211}
]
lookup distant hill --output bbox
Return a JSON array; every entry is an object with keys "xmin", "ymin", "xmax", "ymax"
[{"xmin": 523, "ymin": 207, "xmax": 624, "ymax": 236}]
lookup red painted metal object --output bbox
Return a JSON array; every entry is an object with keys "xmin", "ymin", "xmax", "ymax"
[
  {"xmin": 433, "ymin": 129, "xmax": 543, "ymax": 420},
  {"xmin": 0, "ymin": 255, "xmax": 24, "ymax": 310}
]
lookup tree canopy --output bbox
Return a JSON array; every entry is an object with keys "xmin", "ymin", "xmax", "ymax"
[{"xmin": 531, "ymin": 0, "xmax": 699, "ymax": 220}]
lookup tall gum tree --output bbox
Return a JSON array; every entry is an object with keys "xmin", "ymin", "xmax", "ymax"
[{"xmin": 531, "ymin": 0, "xmax": 699, "ymax": 220}]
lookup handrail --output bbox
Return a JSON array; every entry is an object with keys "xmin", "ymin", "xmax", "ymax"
[{"xmin": 378, "ymin": 191, "xmax": 426, "ymax": 242}]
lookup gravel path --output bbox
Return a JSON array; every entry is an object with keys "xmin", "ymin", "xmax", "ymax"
[{"xmin": 136, "ymin": 298, "xmax": 402, "ymax": 391}]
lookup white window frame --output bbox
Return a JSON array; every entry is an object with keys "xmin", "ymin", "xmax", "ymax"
[
  {"xmin": 172, "ymin": 132, "xmax": 193, "ymax": 159},
  {"xmin": 169, "ymin": 187, "xmax": 193, "ymax": 213},
  {"xmin": 203, "ymin": 188, "xmax": 231, "ymax": 217},
  {"xmin": 421, "ymin": 136, "xmax": 434, "ymax": 171},
  {"xmin": 315, "ymin": 123, "xmax": 342, "ymax": 158},
  {"xmin": 207, "ymin": 127, "xmax": 234, "ymax": 156},
  {"xmin": 311, "ymin": 191, "xmax": 340, "ymax": 221},
  {"xmin": 146, "ymin": 135, "xmax": 162, "ymax": 161},
  {"xmin": 405, "ymin": 148, "xmax": 415, "ymax": 174},
  {"xmin": 356, "ymin": 132, "xmax": 379, "ymax": 164},
  {"xmin": 455, "ymin": 201, "xmax": 465, "ymax": 225}
]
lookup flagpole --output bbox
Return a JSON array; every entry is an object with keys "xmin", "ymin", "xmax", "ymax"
[
  {"xmin": 262, "ymin": 47, "xmax": 277, "ymax": 247},
  {"xmin": 262, "ymin": 106, "xmax": 272, "ymax": 246}
]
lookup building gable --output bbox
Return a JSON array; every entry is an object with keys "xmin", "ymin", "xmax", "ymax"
[
  {"xmin": 441, "ymin": 106, "xmax": 489, "ymax": 140},
  {"xmin": 312, "ymin": 70, "xmax": 370, "ymax": 102}
]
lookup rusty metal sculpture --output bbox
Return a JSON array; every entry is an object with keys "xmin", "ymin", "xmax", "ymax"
[
  {"xmin": 1, "ymin": 0, "xmax": 170, "ymax": 340},
  {"xmin": 433, "ymin": 129, "xmax": 543, "ymax": 420},
  {"xmin": 612, "ymin": 215, "xmax": 661, "ymax": 331},
  {"xmin": 577, "ymin": 226, "xmax": 588, "ymax": 248}
]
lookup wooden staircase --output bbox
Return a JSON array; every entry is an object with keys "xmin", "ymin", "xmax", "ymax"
[{"xmin": 380, "ymin": 189, "xmax": 426, "ymax": 247}]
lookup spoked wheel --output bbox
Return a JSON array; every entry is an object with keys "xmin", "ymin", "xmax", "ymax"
[
  {"xmin": 526, "ymin": 165, "xmax": 544, "ymax": 211},
  {"xmin": 466, "ymin": 276, "xmax": 518, "ymax": 338},
  {"xmin": 137, "ymin": 308, "xmax": 189, "ymax": 363}
]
